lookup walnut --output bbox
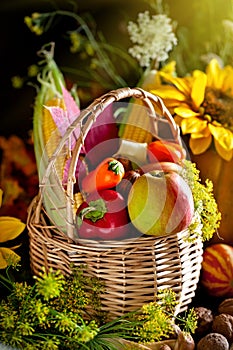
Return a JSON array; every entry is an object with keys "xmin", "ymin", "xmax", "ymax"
[
  {"xmin": 219, "ymin": 299, "xmax": 233, "ymax": 316},
  {"xmin": 194, "ymin": 306, "xmax": 214, "ymax": 338},
  {"xmin": 197, "ymin": 333, "xmax": 229, "ymax": 350},
  {"xmin": 212, "ymin": 313, "xmax": 233, "ymax": 342}
]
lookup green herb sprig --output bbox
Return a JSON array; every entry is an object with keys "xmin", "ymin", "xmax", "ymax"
[
  {"xmin": 0, "ymin": 267, "xmax": 198, "ymax": 350},
  {"xmin": 181, "ymin": 160, "xmax": 221, "ymax": 242}
]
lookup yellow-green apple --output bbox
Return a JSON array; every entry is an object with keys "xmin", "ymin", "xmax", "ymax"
[
  {"xmin": 127, "ymin": 170, "xmax": 194, "ymax": 236},
  {"xmin": 138, "ymin": 161, "xmax": 183, "ymax": 176}
]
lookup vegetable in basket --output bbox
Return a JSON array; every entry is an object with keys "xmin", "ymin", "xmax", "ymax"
[
  {"xmin": 81, "ymin": 157, "xmax": 125, "ymax": 194},
  {"xmin": 77, "ymin": 189, "xmax": 130, "ymax": 240},
  {"xmin": 147, "ymin": 139, "xmax": 186, "ymax": 164},
  {"xmin": 33, "ymin": 45, "xmax": 121, "ymax": 185}
]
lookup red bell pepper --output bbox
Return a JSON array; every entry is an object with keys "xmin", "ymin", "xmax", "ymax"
[{"xmin": 77, "ymin": 189, "xmax": 129, "ymax": 240}]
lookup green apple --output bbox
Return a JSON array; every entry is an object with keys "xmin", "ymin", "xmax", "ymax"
[{"xmin": 127, "ymin": 171, "xmax": 194, "ymax": 236}]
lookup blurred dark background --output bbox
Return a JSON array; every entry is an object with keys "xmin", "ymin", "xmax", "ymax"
[{"xmin": 0, "ymin": 0, "xmax": 151, "ymax": 138}]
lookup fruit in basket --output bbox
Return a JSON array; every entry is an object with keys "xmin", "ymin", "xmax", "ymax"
[
  {"xmin": 139, "ymin": 161, "xmax": 183, "ymax": 175},
  {"xmin": 77, "ymin": 189, "xmax": 129, "ymax": 240},
  {"xmin": 200, "ymin": 243, "xmax": 233, "ymax": 297},
  {"xmin": 81, "ymin": 157, "xmax": 125, "ymax": 194},
  {"xmin": 127, "ymin": 170, "xmax": 194, "ymax": 236},
  {"xmin": 147, "ymin": 140, "xmax": 186, "ymax": 164}
]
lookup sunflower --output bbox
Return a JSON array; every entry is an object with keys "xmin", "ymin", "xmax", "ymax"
[
  {"xmin": 0, "ymin": 189, "xmax": 25, "ymax": 268},
  {"xmin": 149, "ymin": 59, "xmax": 233, "ymax": 161}
]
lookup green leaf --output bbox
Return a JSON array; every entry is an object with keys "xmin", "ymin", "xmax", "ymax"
[{"xmin": 79, "ymin": 199, "xmax": 107, "ymax": 224}]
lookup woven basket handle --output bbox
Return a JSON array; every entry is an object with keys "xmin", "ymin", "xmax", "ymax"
[{"xmin": 37, "ymin": 87, "xmax": 181, "ymax": 239}]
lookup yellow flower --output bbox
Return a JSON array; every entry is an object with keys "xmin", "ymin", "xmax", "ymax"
[
  {"xmin": 0, "ymin": 189, "xmax": 25, "ymax": 268},
  {"xmin": 150, "ymin": 59, "xmax": 233, "ymax": 161}
]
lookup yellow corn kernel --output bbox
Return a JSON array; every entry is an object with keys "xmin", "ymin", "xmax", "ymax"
[
  {"xmin": 43, "ymin": 97, "xmax": 66, "ymax": 181},
  {"xmin": 121, "ymin": 100, "xmax": 153, "ymax": 144},
  {"xmin": 42, "ymin": 97, "xmax": 65, "ymax": 152},
  {"xmin": 73, "ymin": 192, "xmax": 84, "ymax": 219}
]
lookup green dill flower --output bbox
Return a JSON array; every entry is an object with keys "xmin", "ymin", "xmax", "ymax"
[
  {"xmin": 24, "ymin": 13, "xmax": 44, "ymax": 35},
  {"xmin": 37, "ymin": 337, "xmax": 60, "ymax": 350},
  {"xmin": 182, "ymin": 308, "xmax": 198, "ymax": 334},
  {"xmin": 27, "ymin": 64, "xmax": 39, "ymax": 77},
  {"xmin": 85, "ymin": 42, "xmax": 95, "ymax": 56},
  {"xmin": 24, "ymin": 344, "xmax": 40, "ymax": 350},
  {"xmin": 4, "ymin": 332, "xmax": 24, "ymax": 349},
  {"xmin": 127, "ymin": 11, "xmax": 177, "ymax": 68},
  {"xmin": 181, "ymin": 160, "xmax": 221, "ymax": 241},
  {"xmin": 69, "ymin": 31, "xmax": 82, "ymax": 53},
  {"xmin": 55, "ymin": 311, "xmax": 77, "ymax": 333},
  {"xmin": 137, "ymin": 306, "xmax": 173, "ymax": 343},
  {"xmin": 156, "ymin": 288, "xmax": 178, "ymax": 313},
  {"xmin": 16, "ymin": 321, "xmax": 34, "ymax": 336},
  {"xmin": 76, "ymin": 320, "xmax": 99, "ymax": 343},
  {"xmin": 11, "ymin": 76, "xmax": 24, "ymax": 89},
  {"xmin": 0, "ymin": 306, "xmax": 18, "ymax": 330},
  {"xmin": 10, "ymin": 281, "xmax": 32, "ymax": 302},
  {"xmin": 26, "ymin": 299, "xmax": 50, "ymax": 326},
  {"xmin": 34, "ymin": 267, "xmax": 65, "ymax": 301}
]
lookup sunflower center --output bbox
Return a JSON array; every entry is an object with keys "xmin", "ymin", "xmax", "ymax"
[{"xmin": 202, "ymin": 87, "xmax": 233, "ymax": 130}]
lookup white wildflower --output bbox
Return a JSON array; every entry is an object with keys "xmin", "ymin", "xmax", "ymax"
[
  {"xmin": 222, "ymin": 19, "xmax": 233, "ymax": 36},
  {"xmin": 127, "ymin": 11, "xmax": 177, "ymax": 68}
]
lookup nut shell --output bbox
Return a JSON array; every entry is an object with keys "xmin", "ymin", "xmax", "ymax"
[
  {"xmin": 194, "ymin": 306, "xmax": 214, "ymax": 337},
  {"xmin": 212, "ymin": 313, "xmax": 233, "ymax": 342},
  {"xmin": 197, "ymin": 333, "xmax": 229, "ymax": 350},
  {"xmin": 219, "ymin": 299, "xmax": 233, "ymax": 316}
]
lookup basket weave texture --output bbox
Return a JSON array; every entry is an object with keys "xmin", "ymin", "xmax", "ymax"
[{"xmin": 27, "ymin": 87, "xmax": 203, "ymax": 320}]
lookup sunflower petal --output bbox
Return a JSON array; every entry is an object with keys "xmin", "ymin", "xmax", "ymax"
[
  {"xmin": 181, "ymin": 117, "xmax": 207, "ymax": 134},
  {"xmin": 214, "ymin": 139, "xmax": 233, "ymax": 161},
  {"xmin": 174, "ymin": 106, "xmax": 200, "ymax": 118},
  {"xmin": 208, "ymin": 124, "xmax": 233, "ymax": 150},
  {"xmin": 0, "ymin": 217, "xmax": 25, "ymax": 243},
  {"xmin": 150, "ymin": 85, "xmax": 187, "ymax": 102},
  {"xmin": 191, "ymin": 70, "xmax": 207, "ymax": 109},
  {"xmin": 0, "ymin": 247, "xmax": 21, "ymax": 269},
  {"xmin": 159, "ymin": 72, "xmax": 191, "ymax": 95},
  {"xmin": 161, "ymin": 61, "xmax": 176, "ymax": 74},
  {"xmin": 188, "ymin": 127, "xmax": 211, "ymax": 138},
  {"xmin": 189, "ymin": 134, "xmax": 212, "ymax": 154}
]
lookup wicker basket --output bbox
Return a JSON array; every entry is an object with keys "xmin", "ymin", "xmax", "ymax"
[{"xmin": 27, "ymin": 87, "xmax": 203, "ymax": 320}]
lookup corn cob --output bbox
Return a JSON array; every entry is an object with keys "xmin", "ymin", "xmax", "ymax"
[
  {"xmin": 32, "ymin": 49, "xmax": 69, "ymax": 232},
  {"xmin": 119, "ymin": 99, "xmax": 153, "ymax": 144},
  {"xmin": 33, "ymin": 53, "xmax": 65, "ymax": 174},
  {"xmin": 42, "ymin": 97, "xmax": 65, "ymax": 152},
  {"xmin": 42, "ymin": 97, "xmax": 66, "ymax": 182},
  {"xmin": 73, "ymin": 192, "xmax": 84, "ymax": 219}
]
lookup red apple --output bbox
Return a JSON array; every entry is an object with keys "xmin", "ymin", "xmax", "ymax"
[{"xmin": 127, "ymin": 170, "xmax": 194, "ymax": 236}]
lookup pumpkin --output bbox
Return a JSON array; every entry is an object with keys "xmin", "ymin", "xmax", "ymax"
[
  {"xmin": 192, "ymin": 149, "xmax": 233, "ymax": 245},
  {"xmin": 201, "ymin": 243, "xmax": 233, "ymax": 297}
]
